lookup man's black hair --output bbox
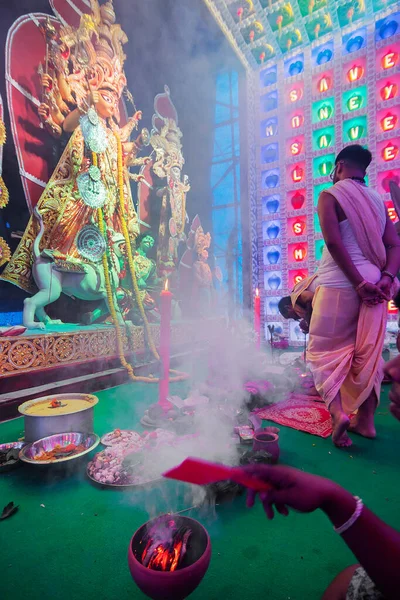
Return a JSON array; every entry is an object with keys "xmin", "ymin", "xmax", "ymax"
[
  {"xmin": 278, "ymin": 296, "xmax": 294, "ymax": 319},
  {"xmin": 335, "ymin": 144, "xmax": 372, "ymax": 172}
]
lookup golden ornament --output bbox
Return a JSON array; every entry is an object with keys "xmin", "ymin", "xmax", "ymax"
[
  {"xmin": 0, "ymin": 119, "xmax": 6, "ymax": 146},
  {"xmin": 0, "ymin": 236, "xmax": 11, "ymax": 267},
  {"xmin": 0, "ymin": 175, "xmax": 9, "ymax": 208}
]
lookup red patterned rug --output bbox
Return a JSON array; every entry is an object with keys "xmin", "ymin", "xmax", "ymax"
[{"xmin": 254, "ymin": 394, "xmax": 333, "ymax": 438}]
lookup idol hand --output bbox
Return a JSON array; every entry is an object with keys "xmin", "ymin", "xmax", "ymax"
[
  {"xmin": 88, "ymin": 86, "xmax": 99, "ymax": 107},
  {"xmin": 41, "ymin": 73, "xmax": 52, "ymax": 90},
  {"xmin": 38, "ymin": 103, "xmax": 50, "ymax": 121}
]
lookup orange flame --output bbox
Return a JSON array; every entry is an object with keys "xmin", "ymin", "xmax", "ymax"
[
  {"xmin": 142, "ymin": 538, "xmax": 184, "ymax": 572},
  {"xmin": 255, "ymin": 288, "xmax": 259, "ymax": 297},
  {"xmin": 164, "ymin": 278, "xmax": 169, "ymax": 292}
]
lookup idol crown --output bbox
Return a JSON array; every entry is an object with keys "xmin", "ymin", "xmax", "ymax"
[
  {"xmin": 48, "ymin": 0, "xmax": 128, "ymax": 110},
  {"xmin": 195, "ymin": 227, "xmax": 211, "ymax": 255}
]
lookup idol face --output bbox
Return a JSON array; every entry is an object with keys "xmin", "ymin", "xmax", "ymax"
[
  {"xmin": 170, "ymin": 166, "xmax": 181, "ymax": 182},
  {"xmin": 140, "ymin": 236, "xmax": 155, "ymax": 251},
  {"xmin": 96, "ymin": 87, "xmax": 119, "ymax": 119},
  {"xmin": 199, "ymin": 248, "xmax": 208, "ymax": 262}
]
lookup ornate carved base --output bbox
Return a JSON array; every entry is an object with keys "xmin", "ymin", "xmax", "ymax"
[{"xmin": 0, "ymin": 320, "xmax": 211, "ymax": 379}]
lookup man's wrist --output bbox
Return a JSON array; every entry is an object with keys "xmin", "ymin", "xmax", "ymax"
[
  {"xmin": 355, "ymin": 280, "xmax": 367, "ymax": 293},
  {"xmin": 352, "ymin": 274, "xmax": 364, "ymax": 289},
  {"xmin": 320, "ymin": 483, "xmax": 357, "ymax": 528}
]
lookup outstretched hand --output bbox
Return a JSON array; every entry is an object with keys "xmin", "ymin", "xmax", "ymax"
[{"xmin": 245, "ymin": 464, "xmax": 337, "ymax": 519}]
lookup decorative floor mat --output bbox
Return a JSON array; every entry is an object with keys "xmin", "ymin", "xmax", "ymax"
[{"xmin": 255, "ymin": 395, "xmax": 333, "ymax": 438}]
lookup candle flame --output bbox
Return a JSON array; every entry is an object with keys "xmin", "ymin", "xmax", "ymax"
[
  {"xmin": 256, "ymin": 288, "xmax": 259, "ymax": 297},
  {"xmin": 164, "ymin": 279, "xmax": 169, "ymax": 292}
]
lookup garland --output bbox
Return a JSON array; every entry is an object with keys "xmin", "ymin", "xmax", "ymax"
[
  {"xmin": 0, "ymin": 115, "xmax": 9, "ymax": 209},
  {"xmin": 97, "ymin": 205, "xmax": 137, "ymax": 380},
  {"xmin": 95, "ymin": 146, "xmax": 186, "ymax": 384},
  {"xmin": 113, "ymin": 132, "xmax": 160, "ymax": 361},
  {"xmin": 94, "ymin": 151, "xmax": 155, "ymax": 382}
]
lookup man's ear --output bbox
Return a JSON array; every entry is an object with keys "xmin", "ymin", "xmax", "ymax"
[{"xmin": 336, "ymin": 161, "xmax": 345, "ymax": 178}]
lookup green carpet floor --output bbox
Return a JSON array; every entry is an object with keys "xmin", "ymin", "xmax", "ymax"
[{"xmin": 1, "ymin": 383, "xmax": 399, "ymax": 600}]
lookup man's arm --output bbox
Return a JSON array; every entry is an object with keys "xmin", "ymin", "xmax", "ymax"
[
  {"xmin": 374, "ymin": 211, "xmax": 400, "ymax": 299},
  {"xmin": 382, "ymin": 211, "xmax": 400, "ymax": 275},
  {"xmin": 246, "ymin": 465, "xmax": 400, "ymax": 600},
  {"xmin": 323, "ymin": 486, "xmax": 400, "ymax": 600},
  {"xmin": 298, "ymin": 290, "xmax": 314, "ymax": 305}
]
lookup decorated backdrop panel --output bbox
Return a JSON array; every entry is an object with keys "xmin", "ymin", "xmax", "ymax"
[
  {"xmin": 205, "ymin": 1, "xmax": 400, "ymax": 344},
  {"xmin": 259, "ymin": 7, "xmax": 400, "ymax": 344}
]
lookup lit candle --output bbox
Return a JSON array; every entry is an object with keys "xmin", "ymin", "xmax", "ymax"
[
  {"xmin": 158, "ymin": 279, "xmax": 173, "ymax": 409},
  {"xmin": 254, "ymin": 288, "xmax": 261, "ymax": 349}
]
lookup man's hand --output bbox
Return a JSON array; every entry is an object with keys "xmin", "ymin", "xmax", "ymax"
[
  {"xmin": 299, "ymin": 319, "xmax": 309, "ymax": 334},
  {"xmin": 245, "ymin": 464, "xmax": 339, "ymax": 519},
  {"xmin": 357, "ymin": 282, "xmax": 386, "ymax": 307},
  {"xmin": 375, "ymin": 275, "xmax": 393, "ymax": 301}
]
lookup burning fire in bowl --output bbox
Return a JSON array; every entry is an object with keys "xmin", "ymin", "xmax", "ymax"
[{"xmin": 128, "ymin": 515, "xmax": 211, "ymax": 600}]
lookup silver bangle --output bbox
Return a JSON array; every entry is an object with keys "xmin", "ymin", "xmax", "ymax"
[
  {"xmin": 334, "ymin": 496, "xmax": 363, "ymax": 535},
  {"xmin": 382, "ymin": 270, "xmax": 395, "ymax": 282}
]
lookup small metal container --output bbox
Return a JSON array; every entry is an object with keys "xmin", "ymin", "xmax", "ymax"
[
  {"xmin": 0, "ymin": 441, "xmax": 26, "ymax": 472},
  {"xmin": 18, "ymin": 393, "xmax": 98, "ymax": 443}
]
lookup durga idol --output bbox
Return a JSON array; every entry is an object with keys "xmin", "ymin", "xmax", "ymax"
[{"xmin": 1, "ymin": 1, "xmax": 149, "ymax": 329}]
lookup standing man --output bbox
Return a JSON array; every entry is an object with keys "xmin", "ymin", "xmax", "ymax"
[{"xmin": 307, "ymin": 145, "xmax": 400, "ymax": 447}]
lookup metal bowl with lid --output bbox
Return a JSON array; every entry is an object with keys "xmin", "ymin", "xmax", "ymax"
[{"xmin": 18, "ymin": 393, "xmax": 98, "ymax": 443}]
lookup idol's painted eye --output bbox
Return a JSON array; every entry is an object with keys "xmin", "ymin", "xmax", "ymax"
[{"xmin": 100, "ymin": 92, "xmax": 113, "ymax": 105}]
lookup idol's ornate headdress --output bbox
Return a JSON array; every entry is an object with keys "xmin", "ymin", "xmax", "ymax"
[
  {"xmin": 41, "ymin": 0, "xmax": 128, "ymax": 126},
  {"xmin": 150, "ymin": 86, "xmax": 185, "ymax": 176},
  {"xmin": 195, "ymin": 226, "xmax": 211, "ymax": 256}
]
